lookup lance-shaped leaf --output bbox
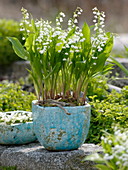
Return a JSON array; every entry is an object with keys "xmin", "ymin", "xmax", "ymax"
[
  {"xmin": 44, "ymin": 62, "xmax": 61, "ymax": 80},
  {"xmin": 7, "ymin": 37, "xmax": 29, "ymax": 60},
  {"xmin": 104, "ymin": 33, "xmax": 113, "ymax": 53},
  {"xmin": 82, "ymin": 22, "xmax": 91, "ymax": 56},
  {"xmin": 110, "ymin": 56, "xmax": 128, "ymax": 76},
  {"xmin": 82, "ymin": 22, "xmax": 91, "ymax": 43}
]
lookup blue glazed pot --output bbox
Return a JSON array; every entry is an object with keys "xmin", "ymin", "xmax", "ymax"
[
  {"xmin": 32, "ymin": 100, "xmax": 91, "ymax": 151},
  {"xmin": 0, "ymin": 122, "xmax": 37, "ymax": 145}
]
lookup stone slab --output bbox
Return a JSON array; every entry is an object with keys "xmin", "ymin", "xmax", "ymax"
[
  {"xmin": 0, "ymin": 142, "xmax": 102, "ymax": 170},
  {"xmin": 109, "ymin": 58, "xmax": 128, "ymax": 87}
]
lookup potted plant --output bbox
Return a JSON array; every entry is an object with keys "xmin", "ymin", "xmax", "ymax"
[{"xmin": 8, "ymin": 7, "xmax": 113, "ymax": 150}]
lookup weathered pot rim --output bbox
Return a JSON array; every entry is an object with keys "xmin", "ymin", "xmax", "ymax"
[
  {"xmin": 32, "ymin": 100, "xmax": 90, "ymax": 109},
  {"xmin": 0, "ymin": 122, "xmax": 33, "ymax": 127}
]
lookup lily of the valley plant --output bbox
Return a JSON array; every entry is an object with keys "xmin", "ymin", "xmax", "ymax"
[{"xmin": 8, "ymin": 7, "xmax": 113, "ymax": 105}]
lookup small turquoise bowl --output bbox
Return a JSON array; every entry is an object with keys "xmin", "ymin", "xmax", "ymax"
[
  {"xmin": 0, "ymin": 111, "xmax": 36, "ymax": 145},
  {"xmin": 0, "ymin": 122, "xmax": 36, "ymax": 145}
]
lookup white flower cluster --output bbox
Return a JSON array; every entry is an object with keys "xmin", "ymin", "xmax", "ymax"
[
  {"xmin": 91, "ymin": 7, "xmax": 108, "ymax": 54},
  {"xmin": 19, "ymin": 7, "xmax": 86, "ymax": 57},
  {"xmin": 56, "ymin": 12, "xmax": 65, "ymax": 26},
  {"xmin": 36, "ymin": 20, "xmax": 53, "ymax": 54},
  {"xmin": 43, "ymin": 7, "xmax": 84, "ymax": 55},
  {"xmin": 19, "ymin": 7, "xmax": 111, "ymax": 69},
  {"xmin": 101, "ymin": 127, "xmax": 128, "ymax": 168},
  {"xmin": 0, "ymin": 111, "xmax": 33, "ymax": 125},
  {"xmin": 20, "ymin": 8, "xmax": 31, "ymax": 40}
]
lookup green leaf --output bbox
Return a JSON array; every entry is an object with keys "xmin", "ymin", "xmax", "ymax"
[
  {"xmin": 24, "ymin": 35, "xmax": 33, "ymax": 51},
  {"xmin": 7, "ymin": 37, "xmax": 29, "ymax": 60},
  {"xmin": 82, "ymin": 22, "xmax": 91, "ymax": 43},
  {"xmin": 95, "ymin": 164, "xmax": 110, "ymax": 170},
  {"xmin": 55, "ymin": 40, "xmax": 64, "ymax": 52},
  {"xmin": 91, "ymin": 53, "xmax": 109, "ymax": 75},
  {"xmin": 81, "ymin": 22, "xmax": 91, "ymax": 56},
  {"xmin": 104, "ymin": 33, "xmax": 113, "ymax": 54},
  {"xmin": 27, "ymin": 68, "xmax": 40, "ymax": 98},
  {"xmin": 44, "ymin": 62, "xmax": 61, "ymax": 80},
  {"xmin": 31, "ymin": 18, "xmax": 37, "ymax": 32},
  {"xmin": 30, "ymin": 57, "xmax": 43, "ymax": 84},
  {"xmin": 67, "ymin": 27, "xmax": 75, "ymax": 39},
  {"xmin": 74, "ymin": 61, "xmax": 85, "ymax": 80},
  {"xmin": 101, "ymin": 63, "xmax": 114, "ymax": 75},
  {"xmin": 110, "ymin": 56, "xmax": 128, "ymax": 76}
]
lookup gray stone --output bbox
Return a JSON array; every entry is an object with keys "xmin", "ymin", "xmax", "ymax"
[
  {"xmin": 0, "ymin": 145, "xmax": 9, "ymax": 166},
  {"xmin": 11, "ymin": 61, "xmax": 30, "ymax": 80},
  {"xmin": 107, "ymin": 84, "xmax": 122, "ymax": 93},
  {"xmin": 0, "ymin": 61, "xmax": 30, "ymax": 81},
  {"xmin": 109, "ymin": 58, "xmax": 128, "ymax": 87},
  {"xmin": 113, "ymin": 34, "xmax": 128, "ymax": 52},
  {"xmin": 0, "ymin": 142, "xmax": 102, "ymax": 170}
]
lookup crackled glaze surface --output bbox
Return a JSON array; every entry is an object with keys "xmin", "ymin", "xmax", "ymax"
[
  {"xmin": 0, "ymin": 122, "xmax": 36, "ymax": 145},
  {"xmin": 32, "ymin": 100, "xmax": 91, "ymax": 151}
]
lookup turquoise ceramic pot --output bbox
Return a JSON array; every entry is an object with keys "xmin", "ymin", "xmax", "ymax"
[
  {"xmin": 0, "ymin": 122, "xmax": 36, "ymax": 145},
  {"xmin": 32, "ymin": 100, "xmax": 91, "ymax": 151}
]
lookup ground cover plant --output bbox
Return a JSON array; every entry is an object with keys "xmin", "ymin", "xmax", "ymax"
[
  {"xmin": 86, "ymin": 86, "xmax": 128, "ymax": 144},
  {"xmin": 0, "ymin": 166, "xmax": 17, "ymax": 170},
  {"xmin": 0, "ymin": 82, "xmax": 36, "ymax": 112},
  {"xmin": 87, "ymin": 74, "xmax": 109, "ymax": 100}
]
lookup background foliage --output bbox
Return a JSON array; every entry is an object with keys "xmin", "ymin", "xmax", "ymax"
[
  {"xmin": 0, "ymin": 19, "xmax": 23, "ymax": 65},
  {"xmin": 0, "ymin": 82, "xmax": 36, "ymax": 111}
]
